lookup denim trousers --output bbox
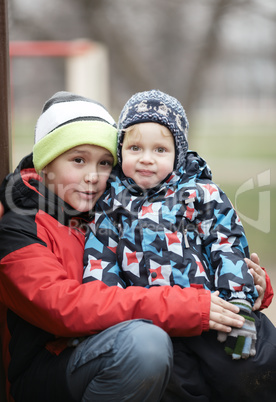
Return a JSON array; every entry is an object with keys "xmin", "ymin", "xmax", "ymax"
[
  {"xmin": 11, "ymin": 319, "xmax": 173, "ymax": 402},
  {"xmin": 66, "ymin": 319, "xmax": 173, "ymax": 401}
]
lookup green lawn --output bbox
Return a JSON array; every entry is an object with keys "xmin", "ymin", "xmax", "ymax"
[{"xmin": 189, "ymin": 118, "xmax": 276, "ymax": 270}]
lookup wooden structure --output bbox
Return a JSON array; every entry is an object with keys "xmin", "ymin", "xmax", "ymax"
[
  {"xmin": 0, "ymin": 0, "xmax": 11, "ymax": 183},
  {"xmin": 0, "ymin": 1, "xmax": 11, "ymax": 400}
]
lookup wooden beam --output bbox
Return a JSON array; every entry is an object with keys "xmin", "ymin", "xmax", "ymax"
[
  {"xmin": 9, "ymin": 40, "xmax": 95, "ymax": 57},
  {"xmin": 0, "ymin": 0, "xmax": 11, "ymax": 183},
  {"xmin": 0, "ymin": 1, "xmax": 10, "ymax": 400}
]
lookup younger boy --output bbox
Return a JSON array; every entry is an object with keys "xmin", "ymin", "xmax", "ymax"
[{"xmin": 83, "ymin": 90, "xmax": 276, "ymax": 401}]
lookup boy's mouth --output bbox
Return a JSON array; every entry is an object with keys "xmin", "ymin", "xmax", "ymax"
[
  {"xmin": 137, "ymin": 169, "xmax": 155, "ymax": 176},
  {"xmin": 79, "ymin": 191, "xmax": 97, "ymax": 200}
]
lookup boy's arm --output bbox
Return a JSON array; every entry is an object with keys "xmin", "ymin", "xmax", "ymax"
[
  {"xmin": 197, "ymin": 182, "xmax": 261, "ymax": 359},
  {"xmin": 0, "ymin": 210, "xmax": 213, "ymax": 338},
  {"xmin": 0, "ymin": 203, "xmax": 250, "ymax": 337},
  {"xmin": 83, "ymin": 211, "xmax": 126, "ymax": 288},
  {"xmin": 197, "ymin": 181, "xmax": 258, "ymax": 306},
  {"xmin": 245, "ymin": 253, "xmax": 274, "ymax": 310},
  {"xmin": 1, "ymin": 200, "xmax": 272, "ymax": 310},
  {"xmin": 261, "ymin": 269, "xmax": 274, "ymax": 309}
]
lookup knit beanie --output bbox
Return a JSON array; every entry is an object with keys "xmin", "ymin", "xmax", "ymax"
[
  {"xmin": 33, "ymin": 91, "xmax": 118, "ymax": 172},
  {"xmin": 117, "ymin": 89, "xmax": 189, "ymax": 170}
]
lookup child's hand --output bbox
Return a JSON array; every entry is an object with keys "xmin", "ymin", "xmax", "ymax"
[
  {"xmin": 217, "ymin": 299, "xmax": 257, "ymax": 359},
  {"xmin": 245, "ymin": 253, "xmax": 266, "ymax": 311},
  {"xmin": 209, "ymin": 291, "xmax": 245, "ymax": 333}
]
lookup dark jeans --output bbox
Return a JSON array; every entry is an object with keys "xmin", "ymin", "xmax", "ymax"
[{"xmin": 11, "ymin": 320, "xmax": 173, "ymax": 402}]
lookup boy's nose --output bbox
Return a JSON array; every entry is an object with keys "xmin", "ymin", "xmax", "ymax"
[
  {"xmin": 140, "ymin": 151, "xmax": 153, "ymax": 164},
  {"xmin": 85, "ymin": 172, "xmax": 99, "ymax": 183}
]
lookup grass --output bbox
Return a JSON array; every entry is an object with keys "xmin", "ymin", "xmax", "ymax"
[
  {"xmin": 11, "ymin": 118, "xmax": 35, "ymax": 168},
  {"xmin": 189, "ymin": 117, "xmax": 276, "ymax": 271},
  {"xmin": 190, "ymin": 123, "xmax": 276, "ymax": 160},
  {"xmin": 219, "ymin": 185, "xmax": 276, "ymax": 264}
]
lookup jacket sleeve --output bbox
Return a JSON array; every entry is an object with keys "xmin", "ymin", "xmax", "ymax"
[
  {"xmin": 260, "ymin": 268, "xmax": 274, "ymax": 309},
  {"xmin": 196, "ymin": 181, "xmax": 258, "ymax": 306},
  {"xmin": 83, "ymin": 211, "xmax": 126, "ymax": 288},
  {"xmin": 0, "ymin": 215, "xmax": 210, "ymax": 338}
]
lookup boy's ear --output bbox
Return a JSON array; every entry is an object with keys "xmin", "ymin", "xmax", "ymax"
[{"xmin": 41, "ymin": 166, "xmax": 48, "ymax": 175}]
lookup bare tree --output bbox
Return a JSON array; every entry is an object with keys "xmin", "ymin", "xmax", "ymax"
[{"xmin": 9, "ymin": 0, "xmax": 276, "ymax": 121}]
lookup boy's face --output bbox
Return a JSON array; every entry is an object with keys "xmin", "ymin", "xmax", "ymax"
[
  {"xmin": 121, "ymin": 122, "xmax": 175, "ymax": 189},
  {"xmin": 43, "ymin": 144, "xmax": 113, "ymax": 212}
]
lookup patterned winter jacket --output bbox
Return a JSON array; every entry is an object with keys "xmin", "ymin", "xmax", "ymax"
[{"xmin": 84, "ymin": 151, "xmax": 258, "ymax": 305}]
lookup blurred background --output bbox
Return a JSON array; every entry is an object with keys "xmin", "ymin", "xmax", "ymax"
[{"xmin": 7, "ymin": 0, "xmax": 276, "ymax": 322}]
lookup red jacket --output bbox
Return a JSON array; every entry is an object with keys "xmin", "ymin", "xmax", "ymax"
[
  {"xmin": 261, "ymin": 270, "xmax": 274, "ymax": 309},
  {"xmin": 0, "ymin": 155, "xmax": 211, "ymax": 398}
]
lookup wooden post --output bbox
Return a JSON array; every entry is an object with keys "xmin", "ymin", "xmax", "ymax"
[
  {"xmin": 0, "ymin": 2, "xmax": 10, "ymax": 400},
  {"xmin": 0, "ymin": 0, "xmax": 11, "ymax": 183}
]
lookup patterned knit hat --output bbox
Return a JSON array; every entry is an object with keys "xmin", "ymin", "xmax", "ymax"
[
  {"xmin": 117, "ymin": 89, "xmax": 189, "ymax": 170},
  {"xmin": 33, "ymin": 91, "xmax": 118, "ymax": 172}
]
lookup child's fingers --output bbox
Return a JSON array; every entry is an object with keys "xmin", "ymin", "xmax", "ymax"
[{"xmin": 250, "ymin": 252, "xmax": 260, "ymax": 265}]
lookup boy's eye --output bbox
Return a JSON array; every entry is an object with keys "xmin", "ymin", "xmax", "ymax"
[
  {"xmin": 74, "ymin": 157, "xmax": 84, "ymax": 164},
  {"xmin": 100, "ymin": 160, "xmax": 112, "ymax": 166},
  {"xmin": 130, "ymin": 145, "xmax": 140, "ymax": 151},
  {"xmin": 156, "ymin": 147, "xmax": 166, "ymax": 153}
]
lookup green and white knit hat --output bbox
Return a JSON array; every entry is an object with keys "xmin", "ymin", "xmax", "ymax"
[{"xmin": 33, "ymin": 91, "xmax": 118, "ymax": 172}]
